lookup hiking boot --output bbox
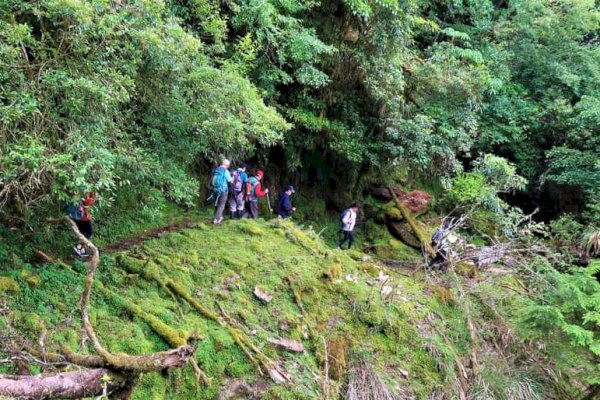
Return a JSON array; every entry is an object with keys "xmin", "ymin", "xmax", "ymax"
[{"xmin": 230, "ymin": 212, "xmax": 236, "ymax": 219}]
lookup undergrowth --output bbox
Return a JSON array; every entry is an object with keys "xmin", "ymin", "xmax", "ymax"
[{"xmin": 1, "ymin": 216, "xmax": 596, "ymax": 398}]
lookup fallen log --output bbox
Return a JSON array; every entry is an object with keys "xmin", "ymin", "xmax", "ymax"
[{"xmin": 0, "ymin": 368, "xmax": 129, "ymax": 400}]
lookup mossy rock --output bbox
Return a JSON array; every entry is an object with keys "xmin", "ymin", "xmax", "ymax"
[
  {"xmin": 324, "ymin": 263, "xmax": 343, "ymax": 280},
  {"xmin": 381, "ymin": 201, "xmax": 404, "ymax": 221},
  {"xmin": 0, "ymin": 277, "xmax": 19, "ymax": 293},
  {"xmin": 21, "ymin": 270, "xmax": 41, "ymax": 288},
  {"xmin": 455, "ymin": 262, "xmax": 477, "ymax": 278},
  {"xmin": 387, "ymin": 222, "xmax": 421, "ymax": 249}
]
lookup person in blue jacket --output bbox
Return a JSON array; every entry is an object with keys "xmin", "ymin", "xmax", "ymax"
[{"xmin": 276, "ymin": 186, "xmax": 296, "ymax": 219}]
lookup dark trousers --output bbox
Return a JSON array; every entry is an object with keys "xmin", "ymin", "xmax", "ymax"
[
  {"xmin": 428, "ymin": 247, "xmax": 449, "ymax": 271},
  {"xmin": 338, "ymin": 230, "xmax": 354, "ymax": 249},
  {"xmin": 75, "ymin": 220, "xmax": 93, "ymax": 239}
]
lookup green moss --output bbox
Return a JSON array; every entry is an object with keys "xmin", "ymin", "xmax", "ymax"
[
  {"xmin": 21, "ymin": 269, "xmax": 41, "ymax": 288},
  {"xmin": 0, "ymin": 276, "xmax": 19, "ymax": 292},
  {"xmin": 2, "ymin": 210, "xmax": 578, "ymax": 399}
]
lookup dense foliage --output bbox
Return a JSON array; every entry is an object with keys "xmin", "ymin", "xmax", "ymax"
[{"xmin": 2, "ymin": 0, "xmax": 598, "ymax": 221}]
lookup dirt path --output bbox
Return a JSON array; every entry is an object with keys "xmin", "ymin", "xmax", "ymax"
[{"xmin": 104, "ymin": 220, "xmax": 201, "ymax": 252}]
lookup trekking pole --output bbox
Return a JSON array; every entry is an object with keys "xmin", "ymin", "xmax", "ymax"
[{"xmin": 267, "ymin": 192, "xmax": 272, "ymax": 213}]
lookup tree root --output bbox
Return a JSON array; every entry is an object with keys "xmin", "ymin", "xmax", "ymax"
[{"xmin": 0, "ymin": 218, "xmax": 198, "ymax": 399}]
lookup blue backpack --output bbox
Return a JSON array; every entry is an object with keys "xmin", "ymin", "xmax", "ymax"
[
  {"xmin": 210, "ymin": 167, "xmax": 227, "ymax": 196},
  {"xmin": 67, "ymin": 201, "xmax": 85, "ymax": 220}
]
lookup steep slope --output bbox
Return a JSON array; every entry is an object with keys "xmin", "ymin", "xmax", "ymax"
[{"xmin": 0, "ymin": 217, "xmax": 592, "ymax": 399}]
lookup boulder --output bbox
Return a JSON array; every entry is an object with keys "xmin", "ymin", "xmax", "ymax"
[
  {"xmin": 387, "ymin": 222, "xmax": 421, "ymax": 249},
  {"xmin": 372, "ymin": 187, "xmax": 433, "ymax": 216}
]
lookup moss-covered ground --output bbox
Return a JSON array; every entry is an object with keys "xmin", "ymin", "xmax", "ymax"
[{"xmin": 0, "ymin": 213, "xmax": 593, "ymax": 399}]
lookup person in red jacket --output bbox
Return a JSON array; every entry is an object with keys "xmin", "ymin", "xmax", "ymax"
[
  {"xmin": 245, "ymin": 170, "xmax": 269, "ymax": 219},
  {"xmin": 69, "ymin": 192, "xmax": 96, "ymax": 257}
]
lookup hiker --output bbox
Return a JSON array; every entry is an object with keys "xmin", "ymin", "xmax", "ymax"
[
  {"xmin": 210, "ymin": 158, "xmax": 233, "ymax": 225},
  {"xmin": 275, "ymin": 185, "xmax": 296, "ymax": 219},
  {"xmin": 337, "ymin": 203, "xmax": 362, "ymax": 250},
  {"xmin": 244, "ymin": 170, "xmax": 269, "ymax": 219},
  {"xmin": 229, "ymin": 163, "xmax": 248, "ymax": 219},
  {"xmin": 428, "ymin": 219, "xmax": 454, "ymax": 270},
  {"xmin": 68, "ymin": 192, "xmax": 96, "ymax": 257}
]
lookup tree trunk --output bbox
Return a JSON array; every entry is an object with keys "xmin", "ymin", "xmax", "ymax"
[{"xmin": 0, "ymin": 369, "xmax": 128, "ymax": 399}]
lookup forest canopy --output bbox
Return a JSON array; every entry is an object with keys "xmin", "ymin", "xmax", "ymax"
[{"xmin": 1, "ymin": 0, "xmax": 599, "ymax": 220}]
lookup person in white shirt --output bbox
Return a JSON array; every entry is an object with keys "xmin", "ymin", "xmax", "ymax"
[{"xmin": 337, "ymin": 203, "xmax": 363, "ymax": 250}]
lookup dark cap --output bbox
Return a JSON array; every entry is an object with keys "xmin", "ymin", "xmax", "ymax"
[{"xmin": 240, "ymin": 163, "xmax": 248, "ymax": 168}]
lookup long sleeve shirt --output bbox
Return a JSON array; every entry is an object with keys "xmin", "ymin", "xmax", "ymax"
[
  {"xmin": 252, "ymin": 180, "xmax": 268, "ymax": 198},
  {"xmin": 277, "ymin": 193, "xmax": 293, "ymax": 217},
  {"xmin": 341, "ymin": 209, "xmax": 357, "ymax": 232},
  {"xmin": 81, "ymin": 193, "xmax": 96, "ymax": 222}
]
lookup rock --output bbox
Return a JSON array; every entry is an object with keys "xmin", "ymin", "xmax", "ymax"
[
  {"xmin": 361, "ymin": 255, "xmax": 371, "ymax": 262},
  {"xmin": 278, "ymin": 321, "xmax": 291, "ymax": 331},
  {"xmin": 381, "ymin": 285, "xmax": 393, "ymax": 296},
  {"xmin": 372, "ymin": 187, "xmax": 433, "ymax": 216},
  {"xmin": 268, "ymin": 337, "xmax": 305, "ymax": 353},
  {"xmin": 376, "ymin": 271, "xmax": 390, "ymax": 283},
  {"xmin": 345, "ymin": 274, "xmax": 358, "ymax": 282},
  {"xmin": 399, "ymin": 369, "xmax": 409, "ymax": 378},
  {"xmin": 387, "ymin": 222, "xmax": 421, "ymax": 249},
  {"xmin": 219, "ymin": 379, "xmax": 252, "ymax": 400},
  {"xmin": 253, "ymin": 286, "xmax": 273, "ymax": 303}
]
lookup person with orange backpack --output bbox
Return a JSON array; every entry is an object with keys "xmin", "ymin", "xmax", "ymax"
[
  {"xmin": 244, "ymin": 170, "xmax": 269, "ymax": 219},
  {"xmin": 67, "ymin": 192, "xmax": 96, "ymax": 257}
]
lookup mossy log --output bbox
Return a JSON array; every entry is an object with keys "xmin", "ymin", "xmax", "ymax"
[{"xmin": 0, "ymin": 368, "xmax": 129, "ymax": 400}]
